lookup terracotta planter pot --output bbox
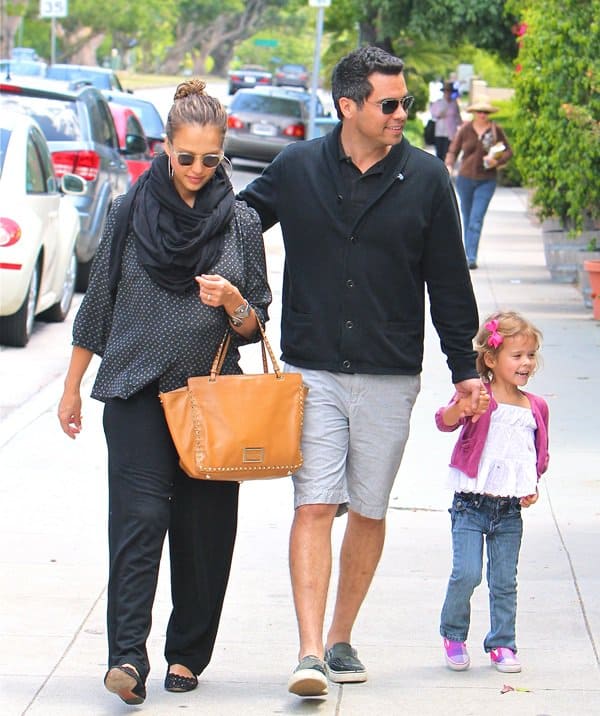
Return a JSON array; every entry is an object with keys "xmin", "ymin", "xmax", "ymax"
[{"xmin": 583, "ymin": 259, "xmax": 600, "ymax": 320}]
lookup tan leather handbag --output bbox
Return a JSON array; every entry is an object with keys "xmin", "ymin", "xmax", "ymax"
[{"xmin": 159, "ymin": 323, "xmax": 308, "ymax": 480}]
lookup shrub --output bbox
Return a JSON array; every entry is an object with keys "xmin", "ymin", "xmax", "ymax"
[
  {"xmin": 507, "ymin": 0, "xmax": 600, "ymax": 232},
  {"xmin": 492, "ymin": 98, "xmax": 522, "ymax": 187}
]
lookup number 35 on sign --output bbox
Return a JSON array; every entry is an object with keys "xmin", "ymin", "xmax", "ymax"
[{"xmin": 40, "ymin": 0, "xmax": 68, "ymax": 18}]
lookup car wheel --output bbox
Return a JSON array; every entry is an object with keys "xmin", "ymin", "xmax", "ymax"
[
  {"xmin": 40, "ymin": 248, "xmax": 77, "ymax": 322},
  {"xmin": 0, "ymin": 260, "xmax": 40, "ymax": 347},
  {"xmin": 75, "ymin": 256, "xmax": 93, "ymax": 292}
]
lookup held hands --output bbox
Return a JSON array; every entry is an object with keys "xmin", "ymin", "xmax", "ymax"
[{"xmin": 453, "ymin": 379, "xmax": 489, "ymax": 424}]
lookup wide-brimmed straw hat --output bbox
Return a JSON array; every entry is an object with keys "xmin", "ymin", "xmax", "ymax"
[{"xmin": 466, "ymin": 97, "xmax": 499, "ymax": 114}]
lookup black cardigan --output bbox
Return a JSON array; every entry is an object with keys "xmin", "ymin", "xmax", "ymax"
[{"xmin": 238, "ymin": 124, "xmax": 478, "ymax": 383}]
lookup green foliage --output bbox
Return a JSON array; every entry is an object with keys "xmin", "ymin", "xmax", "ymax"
[
  {"xmin": 507, "ymin": 0, "xmax": 600, "ymax": 231},
  {"xmin": 403, "ymin": 118, "xmax": 426, "ymax": 149},
  {"xmin": 491, "ymin": 98, "xmax": 522, "ymax": 187}
]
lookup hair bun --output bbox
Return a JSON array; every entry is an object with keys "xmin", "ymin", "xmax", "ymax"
[{"xmin": 173, "ymin": 78, "xmax": 207, "ymax": 101}]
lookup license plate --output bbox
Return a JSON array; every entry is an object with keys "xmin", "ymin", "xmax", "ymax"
[
  {"xmin": 244, "ymin": 76, "xmax": 257, "ymax": 83},
  {"xmin": 251, "ymin": 123, "xmax": 277, "ymax": 137}
]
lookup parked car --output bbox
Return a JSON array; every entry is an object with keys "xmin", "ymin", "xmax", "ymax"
[
  {"xmin": 273, "ymin": 63, "xmax": 309, "ymax": 89},
  {"xmin": 0, "ymin": 78, "xmax": 130, "ymax": 290},
  {"xmin": 108, "ymin": 103, "xmax": 152, "ymax": 184},
  {"xmin": 0, "ymin": 59, "xmax": 47, "ymax": 78},
  {"xmin": 46, "ymin": 64, "xmax": 124, "ymax": 92},
  {"xmin": 227, "ymin": 64, "xmax": 272, "ymax": 95},
  {"xmin": 102, "ymin": 90, "xmax": 166, "ymax": 156},
  {"xmin": 0, "ymin": 110, "xmax": 86, "ymax": 347},
  {"xmin": 224, "ymin": 86, "xmax": 326, "ymax": 163},
  {"xmin": 11, "ymin": 47, "xmax": 39, "ymax": 61}
]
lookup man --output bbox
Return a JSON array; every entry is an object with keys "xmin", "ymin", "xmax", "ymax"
[
  {"xmin": 429, "ymin": 81, "xmax": 463, "ymax": 161},
  {"xmin": 238, "ymin": 46, "xmax": 480, "ymax": 698}
]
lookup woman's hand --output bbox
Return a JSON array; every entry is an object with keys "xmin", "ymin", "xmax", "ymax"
[
  {"xmin": 195, "ymin": 274, "xmax": 239, "ymax": 312},
  {"xmin": 58, "ymin": 390, "xmax": 83, "ymax": 439},
  {"xmin": 195, "ymin": 274, "xmax": 258, "ymax": 337}
]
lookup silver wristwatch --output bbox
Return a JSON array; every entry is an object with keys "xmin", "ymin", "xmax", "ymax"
[{"xmin": 228, "ymin": 300, "xmax": 251, "ymax": 327}]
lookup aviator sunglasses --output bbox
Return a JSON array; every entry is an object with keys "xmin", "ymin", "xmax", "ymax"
[
  {"xmin": 369, "ymin": 95, "xmax": 415, "ymax": 115},
  {"xmin": 173, "ymin": 150, "xmax": 224, "ymax": 168}
]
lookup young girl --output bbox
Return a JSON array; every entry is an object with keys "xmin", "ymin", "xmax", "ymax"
[{"xmin": 436, "ymin": 311, "xmax": 549, "ymax": 673}]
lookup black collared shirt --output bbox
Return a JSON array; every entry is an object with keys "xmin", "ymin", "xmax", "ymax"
[{"xmin": 338, "ymin": 141, "xmax": 388, "ymax": 224}]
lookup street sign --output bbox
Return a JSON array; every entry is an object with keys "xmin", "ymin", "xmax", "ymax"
[
  {"xmin": 39, "ymin": 0, "xmax": 68, "ymax": 18},
  {"xmin": 309, "ymin": 0, "xmax": 331, "ymax": 6},
  {"xmin": 254, "ymin": 39, "xmax": 278, "ymax": 47}
]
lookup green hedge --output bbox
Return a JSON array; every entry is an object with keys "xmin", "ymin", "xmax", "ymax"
[{"xmin": 507, "ymin": 0, "xmax": 600, "ymax": 231}]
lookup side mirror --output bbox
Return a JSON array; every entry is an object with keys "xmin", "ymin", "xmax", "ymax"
[
  {"xmin": 61, "ymin": 173, "xmax": 86, "ymax": 195},
  {"xmin": 123, "ymin": 133, "xmax": 147, "ymax": 154}
]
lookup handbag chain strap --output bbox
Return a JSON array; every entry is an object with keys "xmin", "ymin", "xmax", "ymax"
[{"xmin": 209, "ymin": 320, "xmax": 281, "ymax": 382}]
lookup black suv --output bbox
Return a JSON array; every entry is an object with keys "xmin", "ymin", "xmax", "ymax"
[{"xmin": 0, "ymin": 78, "xmax": 130, "ymax": 289}]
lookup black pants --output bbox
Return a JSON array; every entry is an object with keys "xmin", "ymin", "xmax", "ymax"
[
  {"xmin": 103, "ymin": 383, "xmax": 239, "ymax": 681},
  {"xmin": 434, "ymin": 136, "xmax": 451, "ymax": 161}
]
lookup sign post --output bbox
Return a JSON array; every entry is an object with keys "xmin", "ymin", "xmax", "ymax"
[
  {"xmin": 39, "ymin": 0, "xmax": 68, "ymax": 65},
  {"xmin": 307, "ymin": 0, "xmax": 331, "ymax": 140}
]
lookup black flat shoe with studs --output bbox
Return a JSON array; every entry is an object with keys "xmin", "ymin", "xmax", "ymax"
[{"xmin": 165, "ymin": 669, "xmax": 198, "ymax": 692}]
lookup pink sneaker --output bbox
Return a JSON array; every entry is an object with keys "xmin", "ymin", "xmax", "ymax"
[
  {"xmin": 490, "ymin": 647, "xmax": 521, "ymax": 673},
  {"xmin": 443, "ymin": 638, "xmax": 470, "ymax": 671}
]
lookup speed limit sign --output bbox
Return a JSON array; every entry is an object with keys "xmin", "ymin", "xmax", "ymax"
[{"xmin": 39, "ymin": 0, "xmax": 68, "ymax": 18}]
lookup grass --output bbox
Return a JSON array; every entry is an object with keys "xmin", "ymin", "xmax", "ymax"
[{"xmin": 116, "ymin": 71, "xmax": 226, "ymax": 90}]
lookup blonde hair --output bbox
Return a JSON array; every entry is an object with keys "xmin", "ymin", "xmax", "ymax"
[
  {"xmin": 165, "ymin": 78, "xmax": 227, "ymax": 143},
  {"xmin": 475, "ymin": 311, "xmax": 543, "ymax": 381}
]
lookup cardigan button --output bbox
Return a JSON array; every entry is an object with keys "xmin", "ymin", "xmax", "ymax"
[
  {"xmin": 346, "ymin": 279, "xmax": 354, "ymax": 288},
  {"xmin": 342, "ymin": 360, "xmax": 351, "ymax": 369},
  {"xmin": 345, "ymin": 320, "xmax": 354, "ymax": 329}
]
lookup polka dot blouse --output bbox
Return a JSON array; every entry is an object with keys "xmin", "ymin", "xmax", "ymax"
[{"xmin": 73, "ymin": 196, "xmax": 272, "ymax": 402}]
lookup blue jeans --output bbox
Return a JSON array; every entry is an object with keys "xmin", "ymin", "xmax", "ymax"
[
  {"xmin": 440, "ymin": 492, "xmax": 523, "ymax": 653},
  {"xmin": 455, "ymin": 176, "xmax": 496, "ymax": 264}
]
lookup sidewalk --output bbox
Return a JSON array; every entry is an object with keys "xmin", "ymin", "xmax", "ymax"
[{"xmin": 1, "ymin": 187, "xmax": 599, "ymax": 715}]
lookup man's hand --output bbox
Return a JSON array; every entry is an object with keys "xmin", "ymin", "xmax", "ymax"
[{"xmin": 454, "ymin": 378, "xmax": 486, "ymax": 423}]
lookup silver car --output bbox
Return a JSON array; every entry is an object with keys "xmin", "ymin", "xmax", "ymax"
[{"xmin": 224, "ymin": 87, "xmax": 326, "ymax": 163}]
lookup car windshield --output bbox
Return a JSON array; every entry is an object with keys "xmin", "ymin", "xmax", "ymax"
[
  {"xmin": 232, "ymin": 94, "xmax": 303, "ymax": 119},
  {"xmin": 0, "ymin": 95, "xmax": 81, "ymax": 141},
  {"xmin": 0, "ymin": 60, "xmax": 45, "ymax": 77},
  {"xmin": 46, "ymin": 66, "xmax": 119, "ymax": 91},
  {"xmin": 109, "ymin": 97, "xmax": 164, "ymax": 137}
]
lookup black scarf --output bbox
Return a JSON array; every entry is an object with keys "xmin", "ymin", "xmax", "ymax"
[{"xmin": 109, "ymin": 152, "xmax": 235, "ymax": 295}]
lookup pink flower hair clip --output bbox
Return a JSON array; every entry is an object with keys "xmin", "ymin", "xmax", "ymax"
[{"xmin": 485, "ymin": 319, "xmax": 504, "ymax": 348}]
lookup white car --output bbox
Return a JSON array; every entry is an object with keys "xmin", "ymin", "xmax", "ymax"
[{"xmin": 0, "ymin": 111, "xmax": 86, "ymax": 347}]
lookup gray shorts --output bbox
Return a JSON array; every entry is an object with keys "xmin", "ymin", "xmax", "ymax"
[{"xmin": 286, "ymin": 367, "xmax": 421, "ymax": 519}]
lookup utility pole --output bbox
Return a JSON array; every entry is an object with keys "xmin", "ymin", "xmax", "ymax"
[{"xmin": 307, "ymin": 0, "xmax": 331, "ymax": 140}]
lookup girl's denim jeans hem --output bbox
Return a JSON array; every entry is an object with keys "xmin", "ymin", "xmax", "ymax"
[{"xmin": 440, "ymin": 491, "xmax": 523, "ymax": 652}]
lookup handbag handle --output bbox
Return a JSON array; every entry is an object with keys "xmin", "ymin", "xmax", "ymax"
[{"xmin": 209, "ymin": 321, "xmax": 281, "ymax": 381}]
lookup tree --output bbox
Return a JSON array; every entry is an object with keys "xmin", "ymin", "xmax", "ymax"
[
  {"xmin": 323, "ymin": 0, "xmax": 518, "ymax": 62},
  {"xmin": 162, "ymin": 0, "xmax": 288, "ymax": 75},
  {"xmin": 50, "ymin": 0, "xmax": 175, "ymax": 66},
  {"xmin": 507, "ymin": 0, "xmax": 600, "ymax": 231}
]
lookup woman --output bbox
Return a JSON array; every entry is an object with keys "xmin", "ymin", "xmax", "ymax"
[
  {"xmin": 445, "ymin": 97, "xmax": 512, "ymax": 269},
  {"xmin": 57, "ymin": 79, "xmax": 271, "ymax": 706},
  {"xmin": 429, "ymin": 80, "xmax": 462, "ymax": 161}
]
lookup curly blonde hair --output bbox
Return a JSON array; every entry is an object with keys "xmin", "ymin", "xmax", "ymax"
[
  {"xmin": 165, "ymin": 78, "xmax": 227, "ymax": 142},
  {"xmin": 475, "ymin": 311, "xmax": 543, "ymax": 381}
]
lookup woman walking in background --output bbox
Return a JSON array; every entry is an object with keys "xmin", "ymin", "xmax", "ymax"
[{"xmin": 445, "ymin": 97, "xmax": 512, "ymax": 269}]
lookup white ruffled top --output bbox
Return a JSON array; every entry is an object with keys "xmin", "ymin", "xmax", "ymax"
[{"xmin": 447, "ymin": 403, "xmax": 538, "ymax": 498}]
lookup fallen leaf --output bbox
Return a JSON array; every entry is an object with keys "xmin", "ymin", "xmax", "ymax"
[{"xmin": 501, "ymin": 684, "xmax": 514, "ymax": 694}]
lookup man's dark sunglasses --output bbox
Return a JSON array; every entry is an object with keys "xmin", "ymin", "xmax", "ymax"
[
  {"xmin": 371, "ymin": 95, "xmax": 415, "ymax": 115},
  {"xmin": 174, "ymin": 151, "xmax": 223, "ymax": 168}
]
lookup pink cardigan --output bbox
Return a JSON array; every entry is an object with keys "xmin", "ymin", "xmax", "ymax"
[{"xmin": 435, "ymin": 385, "xmax": 550, "ymax": 479}]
